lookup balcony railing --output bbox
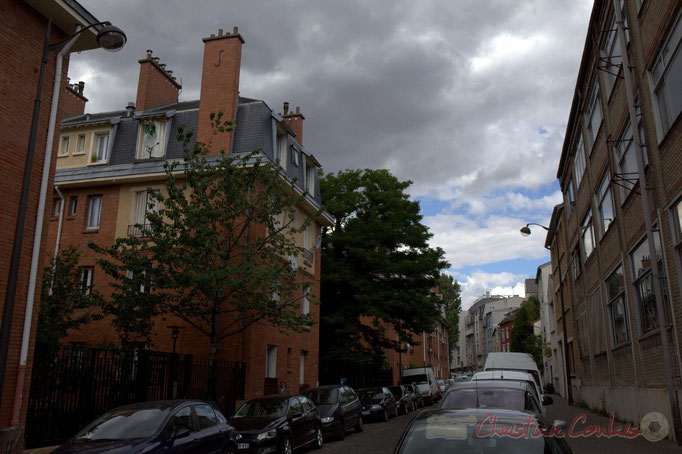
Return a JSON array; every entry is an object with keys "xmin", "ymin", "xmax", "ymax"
[
  {"xmin": 128, "ymin": 224, "xmax": 151, "ymax": 237},
  {"xmin": 303, "ymin": 248, "xmax": 313, "ymax": 265}
]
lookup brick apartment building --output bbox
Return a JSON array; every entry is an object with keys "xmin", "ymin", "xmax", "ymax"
[
  {"xmin": 0, "ymin": 0, "xmax": 106, "ymax": 433},
  {"xmin": 546, "ymin": 0, "xmax": 682, "ymax": 439},
  {"xmin": 46, "ymin": 28, "xmax": 333, "ymax": 400},
  {"xmin": 497, "ymin": 309, "xmax": 517, "ymax": 353}
]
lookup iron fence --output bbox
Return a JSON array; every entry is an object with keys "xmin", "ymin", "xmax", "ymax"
[{"xmin": 25, "ymin": 345, "xmax": 245, "ymax": 449}]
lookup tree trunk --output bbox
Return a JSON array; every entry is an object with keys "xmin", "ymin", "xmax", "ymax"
[{"xmin": 207, "ymin": 340, "xmax": 217, "ymax": 401}]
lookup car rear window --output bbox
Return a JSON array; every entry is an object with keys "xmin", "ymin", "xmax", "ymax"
[{"xmin": 440, "ymin": 388, "xmax": 525, "ymax": 411}]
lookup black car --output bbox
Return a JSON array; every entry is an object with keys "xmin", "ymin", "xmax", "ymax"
[
  {"xmin": 302, "ymin": 385, "xmax": 363, "ymax": 440},
  {"xmin": 54, "ymin": 400, "xmax": 236, "ymax": 454},
  {"xmin": 407, "ymin": 384, "xmax": 425, "ymax": 408},
  {"xmin": 393, "ymin": 408, "xmax": 573, "ymax": 453},
  {"xmin": 230, "ymin": 394, "xmax": 323, "ymax": 454},
  {"xmin": 439, "ymin": 380, "xmax": 543, "ymax": 414},
  {"xmin": 388, "ymin": 385, "xmax": 416, "ymax": 414},
  {"xmin": 357, "ymin": 387, "xmax": 397, "ymax": 422}
]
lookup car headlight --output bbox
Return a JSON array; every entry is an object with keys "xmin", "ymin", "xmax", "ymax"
[
  {"xmin": 371, "ymin": 405, "xmax": 382, "ymax": 411},
  {"xmin": 257, "ymin": 429, "xmax": 277, "ymax": 440},
  {"xmin": 235, "ymin": 433, "xmax": 243, "ymax": 440},
  {"xmin": 321, "ymin": 416, "xmax": 334, "ymax": 424}
]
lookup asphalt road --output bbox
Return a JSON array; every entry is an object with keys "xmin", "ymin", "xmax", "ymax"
[{"xmin": 316, "ymin": 404, "xmax": 435, "ymax": 454}]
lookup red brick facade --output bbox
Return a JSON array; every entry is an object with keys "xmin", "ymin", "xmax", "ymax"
[{"xmin": 135, "ymin": 52, "xmax": 181, "ymax": 111}]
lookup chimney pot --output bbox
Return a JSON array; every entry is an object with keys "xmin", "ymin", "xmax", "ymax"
[
  {"xmin": 283, "ymin": 102, "xmax": 289, "ymax": 115},
  {"xmin": 167, "ymin": 70, "xmax": 173, "ymax": 75},
  {"xmin": 218, "ymin": 28, "xmax": 223, "ymax": 36},
  {"xmin": 233, "ymin": 26, "xmax": 239, "ymax": 34},
  {"xmin": 78, "ymin": 81, "xmax": 85, "ymax": 95},
  {"xmin": 295, "ymin": 106, "xmax": 300, "ymax": 114},
  {"xmin": 160, "ymin": 63, "xmax": 166, "ymax": 69},
  {"xmin": 210, "ymin": 34, "xmax": 215, "ymax": 38},
  {"xmin": 146, "ymin": 49, "xmax": 153, "ymax": 58},
  {"xmin": 126, "ymin": 102, "xmax": 135, "ymax": 117}
]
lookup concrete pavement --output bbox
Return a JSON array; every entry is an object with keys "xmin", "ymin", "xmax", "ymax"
[{"xmin": 546, "ymin": 394, "xmax": 681, "ymax": 453}]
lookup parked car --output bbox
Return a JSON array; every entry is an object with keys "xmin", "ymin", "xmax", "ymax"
[
  {"xmin": 484, "ymin": 352, "xmax": 542, "ymax": 392},
  {"xmin": 436, "ymin": 379, "xmax": 446, "ymax": 395},
  {"xmin": 357, "ymin": 387, "xmax": 398, "ymax": 422},
  {"xmin": 439, "ymin": 380, "xmax": 544, "ymax": 414},
  {"xmin": 471, "ymin": 370, "xmax": 551, "ymax": 413},
  {"xmin": 302, "ymin": 385, "xmax": 363, "ymax": 440},
  {"xmin": 407, "ymin": 384, "xmax": 425, "ymax": 408},
  {"xmin": 54, "ymin": 400, "xmax": 237, "ymax": 454},
  {"xmin": 388, "ymin": 385, "xmax": 416, "ymax": 414},
  {"xmin": 392, "ymin": 408, "xmax": 572, "ymax": 453},
  {"xmin": 400, "ymin": 367, "xmax": 438, "ymax": 404},
  {"xmin": 230, "ymin": 394, "xmax": 323, "ymax": 454}
]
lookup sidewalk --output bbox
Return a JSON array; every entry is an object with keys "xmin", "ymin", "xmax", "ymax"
[{"xmin": 546, "ymin": 394, "xmax": 681, "ymax": 453}]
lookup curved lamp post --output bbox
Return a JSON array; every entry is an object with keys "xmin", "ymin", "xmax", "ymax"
[
  {"xmin": 0, "ymin": 18, "xmax": 126, "ymax": 426},
  {"xmin": 520, "ymin": 223, "xmax": 573, "ymax": 405}
]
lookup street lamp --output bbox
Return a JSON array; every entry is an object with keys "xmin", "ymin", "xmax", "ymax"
[
  {"xmin": 520, "ymin": 223, "xmax": 573, "ymax": 405},
  {"xmin": 167, "ymin": 326, "xmax": 184, "ymax": 353},
  {"xmin": 0, "ymin": 18, "xmax": 126, "ymax": 425}
]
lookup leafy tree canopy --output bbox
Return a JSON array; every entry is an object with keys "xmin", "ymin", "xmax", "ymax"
[
  {"xmin": 438, "ymin": 274, "xmax": 461, "ymax": 352},
  {"xmin": 320, "ymin": 169, "xmax": 449, "ymax": 366},
  {"xmin": 510, "ymin": 295, "xmax": 542, "ymax": 368}
]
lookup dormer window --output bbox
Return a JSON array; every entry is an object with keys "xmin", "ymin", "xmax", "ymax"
[
  {"xmin": 137, "ymin": 118, "xmax": 167, "ymax": 159},
  {"xmin": 291, "ymin": 146, "xmax": 299, "ymax": 166},
  {"xmin": 90, "ymin": 133, "xmax": 109, "ymax": 164},
  {"xmin": 305, "ymin": 163, "xmax": 315, "ymax": 194},
  {"xmin": 276, "ymin": 134, "xmax": 287, "ymax": 170}
]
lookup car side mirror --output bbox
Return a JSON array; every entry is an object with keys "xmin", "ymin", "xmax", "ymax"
[
  {"xmin": 543, "ymin": 396, "xmax": 554, "ymax": 406},
  {"xmin": 173, "ymin": 427, "xmax": 190, "ymax": 440},
  {"xmin": 553, "ymin": 420, "xmax": 567, "ymax": 430}
]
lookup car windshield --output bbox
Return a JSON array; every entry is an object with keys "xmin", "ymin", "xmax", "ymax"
[
  {"xmin": 304, "ymin": 388, "xmax": 338, "ymax": 405},
  {"xmin": 75, "ymin": 407, "xmax": 171, "ymax": 441},
  {"xmin": 233, "ymin": 399, "xmax": 288, "ymax": 418},
  {"xmin": 388, "ymin": 386, "xmax": 404, "ymax": 397},
  {"xmin": 402, "ymin": 374, "xmax": 428, "ymax": 385},
  {"xmin": 358, "ymin": 388, "xmax": 384, "ymax": 400},
  {"xmin": 441, "ymin": 389, "xmax": 525, "ymax": 411},
  {"xmin": 397, "ymin": 416, "xmax": 569, "ymax": 454}
]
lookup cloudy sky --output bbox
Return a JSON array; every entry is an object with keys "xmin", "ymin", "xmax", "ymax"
[{"xmin": 71, "ymin": 0, "xmax": 592, "ymax": 309}]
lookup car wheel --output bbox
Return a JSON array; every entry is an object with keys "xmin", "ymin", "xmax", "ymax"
[
  {"xmin": 355, "ymin": 415, "xmax": 364, "ymax": 432},
  {"xmin": 222, "ymin": 448, "xmax": 236, "ymax": 454},
  {"xmin": 382, "ymin": 409, "xmax": 389, "ymax": 422},
  {"xmin": 281, "ymin": 437, "xmax": 292, "ymax": 454},
  {"xmin": 313, "ymin": 427, "xmax": 323, "ymax": 449}
]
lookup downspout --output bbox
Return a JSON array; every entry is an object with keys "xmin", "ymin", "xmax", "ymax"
[
  {"xmin": 10, "ymin": 26, "xmax": 82, "ymax": 426},
  {"xmin": 53, "ymin": 185, "xmax": 65, "ymax": 260}
]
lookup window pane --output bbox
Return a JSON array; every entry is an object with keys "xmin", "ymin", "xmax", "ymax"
[
  {"xmin": 574, "ymin": 136, "xmax": 585, "ymax": 184},
  {"xmin": 630, "ymin": 240, "xmax": 652, "ymax": 279},
  {"xmin": 653, "ymin": 13, "xmax": 682, "ymax": 136},
  {"xmin": 77, "ymin": 135, "xmax": 86, "ymax": 153},
  {"xmin": 88, "ymin": 196, "xmax": 102, "ymax": 228},
  {"xmin": 582, "ymin": 211, "xmax": 594, "ymax": 258},
  {"xmin": 597, "ymin": 171, "xmax": 614, "ymax": 234},
  {"xmin": 61, "ymin": 137, "xmax": 69, "ymax": 155},
  {"xmin": 97, "ymin": 135, "xmax": 108, "ymax": 161},
  {"xmin": 194, "ymin": 405, "xmax": 218, "ymax": 430},
  {"xmin": 606, "ymin": 266, "xmax": 624, "ymax": 301},
  {"xmin": 610, "ymin": 297, "xmax": 629, "ymax": 344},
  {"xmin": 674, "ymin": 199, "xmax": 682, "ymax": 239}
]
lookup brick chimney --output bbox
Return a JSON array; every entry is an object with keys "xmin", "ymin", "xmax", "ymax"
[
  {"xmin": 281, "ymin": 103, "xmax": 305, "ymax": 145},
  {"xmin": 135, "ymin": 49, "xmax": 181, "ymax": 111},
  {"xmin": 197, "ymin": 27, "xmax": 244, "ymax": 154},
  {"xmin": 62, "ymin": 79, "xmax": 88, "ymax": 117}
]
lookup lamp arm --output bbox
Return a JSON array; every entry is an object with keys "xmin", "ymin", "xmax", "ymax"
[
  {"xmin": 48, "ymin": 21, "xmax": 111, "ymax": 50},
  {"xmin": 526, "ymin": 223, "xmax": 550, "ymax": 232}
]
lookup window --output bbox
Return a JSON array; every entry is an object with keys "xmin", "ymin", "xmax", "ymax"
[
  {"xmin": 650, "ymin": 12, "xmax": 682, "ymax": 139},
  {"xmin": 68, "ymin": 196, "xmax": 77, "ymax": 217},
  {"xmin": 302, "ymin": 286, "xmax": 310, "ymax": 315},
  {"xmin": 674, "ymin": 199, "xmax": 682, "ymax": 240},
  {"xmin": 59, "ymin": 136, "xmax": 70, "ymax": 156},
  {"xmin": 596, "ymin": 170, "xmax": 614, "ymax": 236},
  {"xmin": 585, "ymin": 81, "xmax": 603, "ymax": 151},
  {"xmin": 276, "ymin": 134, "xmax": 287, "ymax": 170},
  {"xmin": 305, "ymin": 164, "xmax": 315, "ymax": 194},
  {"xmin": 125, "ymin": 269, "xmax": 150, "ymax": 294},
  {"xmin": 80, "ymin": 267, "xmax": 93, "ymax": 294},
  {"xmin": 130, "ymin": 190, "xmax": 158, "ymax": 236},
  {"xmin": 299, "ymin": 351, "xmax": 307, "ymax": 384},
  {"xmin": 606, "ymin": 265, "xmax": 629, "ymax": 345},
  {"xmin": 630, "ymin": 236, "xmax": 668, "ymax": 334},
  {"xmin": 601, "ymin": 15, "xmax": 623, "ymax": 97},
  {"xmin": 588, "ymin": 289, "xmax": 606, "ymax": 355},
  {"xmin": 564, "ymin": 179, "xmax": 575, "ymax": 215},
  {"xmin": 614, "ymin": 122, "xmax": 638, "ymax": 200},
  {"xmin": 266, "ymin": 345, "xmax": 277, "ymax": 378},
  {"xmin": 194, "ymin": 405, "xmax": 218, "ymax": 430},
  {"xmin": 90, "ymin": 133, "xmax": 109, "ymax": 164},
  {"xmin": 166, "ymin": 407, "xmax": 195, "ymax": 438},
  {"xmin": 291, "ymin": 146, "xmax": 299, "ymax": 166},
  {"xmin": 573, "ymin": 136, "xmax": 586, "ymax": 185},
  {"xmin": 137, "ymin": 119, "xmax": 167, "ymax": 159},
  {"xmin": 581, "ymin": 209, "xmax": 595, "ymax": 259},
  {"xmin": 76, "ymin": 134, "xmax": 86, "ymax": 155},
  {"xmin": 52, "ymin": 199, "xmax": 61, "ymax": 218},
  {"xmin": 86, "ymin": 195, "xmax": 102, "ymax": 229},
  {"xmin": 576, "ymin": 310, "xmax": 590, "ymax": 358}
]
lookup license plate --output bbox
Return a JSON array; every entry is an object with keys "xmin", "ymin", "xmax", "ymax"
[
  {"xmin": 362, "ymin": 411, "xmax": 370, "ymax": 415},
  {"xmin": 238, "ymin": 443, "xmax": 249, "ymax": 449}
]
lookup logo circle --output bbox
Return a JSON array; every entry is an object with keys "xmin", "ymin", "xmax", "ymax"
[{"xmin": 640, "ymin": 411, "xmax": 669, "ymax": 442}]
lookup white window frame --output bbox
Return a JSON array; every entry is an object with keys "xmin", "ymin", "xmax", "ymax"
[
  {"xmin": 614, "ymin": 122, "xmax": 638, "ymax": 202},
  {"xmin": 306, "ymin": 164, "xmax": 315, "ymax": 194},
  {"xmin": 630, "ymin": 235, "xmax": 667, "ymax": 335},
  {"xmin": 291, "ymin": 146, "xmax": 299, "ymax": 167},
  {"xmin": 302, "ymin": 286, "xmax": 310, "ymax": 315},
  {"xmin": 585, "ymin": 81, "xmax": 603, "ymax": 152},
  {"xmin": 80, "ymin": 267, "xmax": 93, "ymax": 295},
  {"xmin": 90, "ymin": 133, "xmax": 109, "ymax": 164},
  {"xmin": 265, "ymin": 345, "xmax": 277, "ymax": 378},
  {"xmin": 596, "ymin": 170, "xmax": 615, "ymax": 237},
  {"xmin": 601, "ymin": 14, "xmax": 622, "ymax": 98},
  {"xmin": 59, "ymin": 136, "xmax": 70, "ymax": 156},
  {"xmin": 581, "ymin": 209, "xmax": 595, "ymax": 260},
  {"xmin": 606, "ymin": 265, "xmax": 629, "ymax": 346},
  {"xmin": 299, "ymin": 351, "xmax": 307, "ymax": 384},
  {"xmin": 75, "ymin": 134, "xmax": 86, "ymax": 155},
  {"xmin": 276, "ymin": 134, "xmax": 288, "ymax": 170},
  {"xmin": 136, "ymin": 119, "xmax": 168, "ymax": 159},
  {"xmin": 573, "ymin": 135, "xmax": 586, "ymax": 186},
  {"xmin": 649, "ymin": 12, "xmax": 682, "ymax": 142},
  {"xmin": 86, "ymin": 195, "xmax": 102, "ymax": 229},
  {"xmin": 68, "ymin": 196, "xmax": 77, "ymax": 217},
  {"xmin": 564, "ymin": 178, "xmax": 575, "ymax": 217},
  {"xmin": 131, "ymin": 189, "xmax": 159, "ymax": 236}
]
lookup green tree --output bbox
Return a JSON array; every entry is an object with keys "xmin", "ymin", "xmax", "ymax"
[
  {"xmin": 510, "ymin": 295, "xmax": 542, "ymax": 367},
  {"xmin": 92, "ymin": 113, "xmax": 314, "ymax": 392},
  {"xmin": 438, "ymin": 274, "xmax": 461, "ymax": 353},
  {"xmin": 320, "ymin": 169, "xmax": 449, "ymax": 367},
  {"xmin": 36, "ymin": 246, "xmax": 100, "ymax": 351}
]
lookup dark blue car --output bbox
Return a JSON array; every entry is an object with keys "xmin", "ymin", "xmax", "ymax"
[{"xmin": 54, "ymin": 400, "xmax": 237, "ymax": 454}]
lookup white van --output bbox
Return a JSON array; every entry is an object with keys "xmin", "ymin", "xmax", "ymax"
[
  {"xmin": 484, "ymin": 352, "xmax": 542, "ymax": 391},
  {"xmin": 400, "ymin": 367, "xmax": 438, "ymax": 404},
  {"xmin": 471, "ymin": 370, "xmax": 550, "ymax": 414}
]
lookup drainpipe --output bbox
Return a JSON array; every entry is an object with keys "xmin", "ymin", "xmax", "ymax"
[
  {"xmin": 612, "ymin": 0, "xmax": 681, "ymax": 443},
  {"xmin": 53, "ymin": 185, "xmax": 65, "ymax": 260},
  {"xmin": 10, "ymin": 26, "xmax": 82, "ymax": 426}
]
